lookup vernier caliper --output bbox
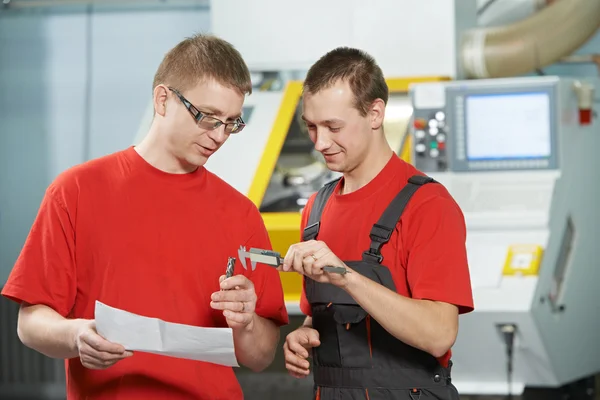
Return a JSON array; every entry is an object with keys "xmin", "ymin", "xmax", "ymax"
[{"xmin": 237, "ymin": 246, "xmax": 348, "ymax": 275}]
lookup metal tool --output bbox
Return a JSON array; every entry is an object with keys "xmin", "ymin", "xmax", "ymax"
[
  {"xmin": 238, "ymin": 246, "xmax": 349, "ymax": 275},
  {"xmin": 225, "ymin": 257, "xmax": 236, "ymax": 279}
]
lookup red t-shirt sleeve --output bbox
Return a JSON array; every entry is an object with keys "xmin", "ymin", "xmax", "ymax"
[
  {"xmin": 243, "ymin": 206, "xmax": 289, "ymax": 326},
  {"xmin": 1, "ymin": 184, "xmax": 77, "ymax": 317},
  {"xmin": 403, "ymin": 195, "xmax": 474, "ymax": 314}
]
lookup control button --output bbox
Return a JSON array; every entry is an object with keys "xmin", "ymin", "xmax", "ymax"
[
  {"xmin": 438, "ymin": 142, "xmax": 446, "ymax": 150},
  {"xmin": 438, "ymin": 120, "xmax": 445, "ymax": 128},
  {"xmin": 430, "ymin": 148, "xmax": 439, "ymax": 158},
  {"xmin": 429, "ymin": 127, "xmax": 439, "ymax": 136},
  {"xmin": 437, "ymin": 133, "xmax": 446, "ymax": 143},
  {"xmin": 435, "ymin": 112, "xmax": 445, "ymax": 121},
  {"xmin": 430, "ymin": 141, "xmax": 438, "ymax": 149},
  {"xmin": 428, "ymin": 119, "xmax": 438, "ymax": 129},
  {"xmin": 415, "ymin": 130, "xmax": 426, "ymax": 139},
  {"xmin": 414, "ymin": 119, "xmax": 426, "ymax": 129},
  {"xmin": 415, "ymin": 143, "xmax": 426, "ymax": 153}
]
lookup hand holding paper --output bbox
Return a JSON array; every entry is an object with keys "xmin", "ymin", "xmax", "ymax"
[
  {"xmin": 75, "ymin": 319, "xmax": 132, "ymax": 370},
  {"xmin": 95, "ymin": 301, "xmax": 239, "ymax": 367}
]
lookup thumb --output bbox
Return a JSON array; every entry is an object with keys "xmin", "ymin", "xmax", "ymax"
[{"xmin": 307, "ymin": 329, "xmax": 320, "ymax": 347}]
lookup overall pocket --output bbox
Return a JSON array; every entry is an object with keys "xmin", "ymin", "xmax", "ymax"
[{"xmin": 333, "ymin": 304, "xmax": 372, "ymax": 368}]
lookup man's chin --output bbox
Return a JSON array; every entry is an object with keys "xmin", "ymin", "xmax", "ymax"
[
  {"xmin": 184, "ymin": 153, "xmax": 209, "ymax": 169},
  {"xmin": 324, "ymin": 160, "xmax": 343, "ymax": 172}
]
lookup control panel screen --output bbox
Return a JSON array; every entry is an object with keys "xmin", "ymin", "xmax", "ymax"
[{"xmin": 465, "ymin": 92, "xmax": 551, "ymax": 161}]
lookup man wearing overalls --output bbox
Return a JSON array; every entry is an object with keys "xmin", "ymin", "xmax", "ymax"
[{"xmin": 281, "ymin": 47, "xmax": 475, "ymax": 399}]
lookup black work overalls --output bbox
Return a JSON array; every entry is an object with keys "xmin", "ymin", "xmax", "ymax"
[{"xmin": 302, "ymin": 175, "xmax": 461, "ymax": 400}]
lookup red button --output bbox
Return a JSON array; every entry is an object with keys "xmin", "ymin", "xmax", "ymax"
[
  {"xmin": 414, "ymin": 119, "xmax": 426, "ymax": 129},
  {"xmin": 438, "ymin": 142, "xmax": 446, "ymax": 150}
]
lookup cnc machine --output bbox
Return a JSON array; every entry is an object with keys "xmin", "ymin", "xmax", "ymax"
[{"xmin": 408, "ymin": 76, "xmax": 600, "ymax": 395}]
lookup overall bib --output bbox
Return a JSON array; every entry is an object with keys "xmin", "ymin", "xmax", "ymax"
[{"xmin": 302, "ymin": 175, "xmax": 461, "ymax": 400}]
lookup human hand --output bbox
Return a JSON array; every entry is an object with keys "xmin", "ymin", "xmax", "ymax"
[
  {"xmin": 283, "ymin": 326, "xmax": 321, "ymax": 378},
  {"xmin": 210, "ymin": 274, "xmax": 257, "ymax": 331},
  {"xmin": 281, "ymin": 240, "xmax": 351, "ymax": 287},
  {"xmin": 75, "ymin": 319, "xmax": 132, "ymax": 370}
]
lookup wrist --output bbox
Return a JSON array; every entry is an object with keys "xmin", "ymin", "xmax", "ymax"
[
  {"xmin": 240, "ymin": 313, "xmax": 257, "ymax": 333},
  {"xmin": 341, "ymin": 269, "xmax": 362, "ymax": 293},
  {"xmin": 66, "ymin": 318, "xmax": 85, "ymax": 354}
]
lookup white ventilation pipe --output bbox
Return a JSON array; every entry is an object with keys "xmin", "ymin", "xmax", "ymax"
[
  {"xmin": 462, "ymin": 0, "xmax": 600, "ymax": 79},
  {"xmin": 477, "ymin": 0, "xmax": 550, "ymax": 27}
]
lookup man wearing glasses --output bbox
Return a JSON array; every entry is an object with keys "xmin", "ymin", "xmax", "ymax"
[{"xmin": 1, "ymin": 34, "xmax": 288, "ymax": 399}]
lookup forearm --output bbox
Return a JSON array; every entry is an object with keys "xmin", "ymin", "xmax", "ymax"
[
  {"xmin": 17, "ymin": 303, "xmax": 81, "ymax": 359},
  {"xmin": 343, "ymin": 274, "xmax": 457, "ymax": 358},
  {"xmin": 233, "ymin": 313, "xmax": 280, "ymax": 372}
]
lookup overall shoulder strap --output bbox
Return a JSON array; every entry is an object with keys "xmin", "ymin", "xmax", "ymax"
[
  {"xmin": 302, "ymin": 177, "xmax": 341, "ymax": 241},
  {"xmin": 363, "ymin": 175, "xmax": 436, "ymax": 263}
]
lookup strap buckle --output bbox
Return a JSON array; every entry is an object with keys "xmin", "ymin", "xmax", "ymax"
[
  {"xmin": 369, "ymin": 223, "xmax": 393, "ymax": 243},
  {"xmin": 302, "ymin": 222, "xmax": 320, "ymax": 241},
  {"xmin": 362, "ymin": 249, "xmax": 384, "ymax": 263}
]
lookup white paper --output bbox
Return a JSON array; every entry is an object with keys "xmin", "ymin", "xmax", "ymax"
[{"xmin": 94, "ymin": 301, "xmax": 239, "ymax": 367}]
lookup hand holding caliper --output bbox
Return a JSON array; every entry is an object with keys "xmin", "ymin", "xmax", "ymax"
[{"xmin": 238, "ymin": 247, "xmax": 349, "ymax": 275}]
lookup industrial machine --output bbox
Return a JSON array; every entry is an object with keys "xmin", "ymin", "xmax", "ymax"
[
  {"xmin": 235, "ymin": 77, "xmax": 449, "ymax": 312},
  {"xmin": 407, "ymin": 76, "xmax": 600, "ymax": 395},
  {"xmin": 133, "ymin": 76, "xmax": 448, "ymax": 312}
]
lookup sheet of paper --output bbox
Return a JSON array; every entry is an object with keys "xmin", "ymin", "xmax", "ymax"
[{"xmin": 95, "ymin": 301, "xmax": 239, "ymax": 367}]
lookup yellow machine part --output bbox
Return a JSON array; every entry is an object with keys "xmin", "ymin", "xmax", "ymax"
[{"xmin": 249, "ymin": 76, "xmax": 450, "ymax": 304}]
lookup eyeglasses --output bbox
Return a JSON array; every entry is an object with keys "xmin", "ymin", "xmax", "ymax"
[{"xmin": 168, "ymin": 87, "xmax": 246, "ymax": 134}]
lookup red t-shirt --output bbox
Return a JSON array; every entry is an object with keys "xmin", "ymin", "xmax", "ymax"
[
  {"xmin": 299, "ymin": 154, "xmax": 473, "ymax": 367},
  {"xmin": 2, "ymin": 146, "xmax": 288, "ymax": 400}
]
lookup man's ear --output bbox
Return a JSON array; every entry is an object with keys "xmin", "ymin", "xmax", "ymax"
[
  {"xmin": 370, "ymin": 98, "xmax": 386, "ymax": 130},
  {"xmin": 153, "ymin": 85, "xmax": 169, "ymax": 117}
]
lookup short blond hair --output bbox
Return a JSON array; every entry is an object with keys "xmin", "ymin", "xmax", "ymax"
[{"xmin": 153, "ymin": 33, "xmax": 252, "ymax": 95}]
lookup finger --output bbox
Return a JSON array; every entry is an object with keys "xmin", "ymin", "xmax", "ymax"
[
  {"xmin": 220, "ymin": 274, "xmax": 253, "ymax": 290},
  {"xmin": 211, "ymin": 301, "xmax": 254, "ymax": 314},
  {"xmin": 80, "ymin": 341, "xmax": 132, "ymax": 363},
  {"xmin": 309, "ymin": 246, "xmax": 336, "ymax": 275},
  {"xmin": 284, "ymin": 342, "xmax": 311, "ymax": 369},
  {"xmin": 289, "ymin": 370, "xmax": 309, "ymax": 379},
  {"xmin": 223, "ymin": 310, "xmax": 253, "ymax": 325},
  {"xmin": 301, "ymin": 253, "xmax": 323, "ymax": 277},
  {"xmin": 219, "ymin": 275, "xmax": 226, "ymax": 283},
  {"xmin": 293, "ymin": 245, "xmax": 309, "ymax": 275},
  {"xmin": 282, "ymin": 244, "xmax": 297, "ymax": 272},
  {"xmin": 81, "ymin": 354, "xmax": 125, "ymax": 370},
  {"xmin": 80, "ymin": 330, "xmax": 126, "ymax": 355},
  {"xmin": 289, "ymin": 342, "xmax": 310, "ymax": 358},
  {"xmin": 306, "ymin": 330, "xmax": 321, "ymax": 347},
  {"xmin": 211, "ymin": 289, "xmax": 256, "ymax": 304},
  {"xmin": 298, "ymin": 242, "xmax": 328, "ymax": 275},
  {"xmin": 285, "ymin": 361, "xmax": 310, "ymax": 377},
  {"xmin": 287, "ymin": 241, "xmax": 320, "ymax": 273}
]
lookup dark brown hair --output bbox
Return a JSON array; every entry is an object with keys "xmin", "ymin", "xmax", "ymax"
[
  {"xmin": 303, "ymin": 47, "xmax": 388, "ymax": 116},
  {"xmin": 153, "ymin": 33, "xmax": 252, "ymax": 95}
]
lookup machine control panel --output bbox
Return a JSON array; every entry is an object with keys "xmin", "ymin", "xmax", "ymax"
[
  {"xmin": 412, "ymin": 109, "xmax": 450, "ymax": 172},
  {"xmin": 409, "ymin": 79, "xmax": 560, "ymax": 174}
]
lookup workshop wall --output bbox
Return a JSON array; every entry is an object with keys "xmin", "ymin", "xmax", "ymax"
[{"xmin": 0, "ymin": 6, "xmax": 211, "ymax": 283}]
